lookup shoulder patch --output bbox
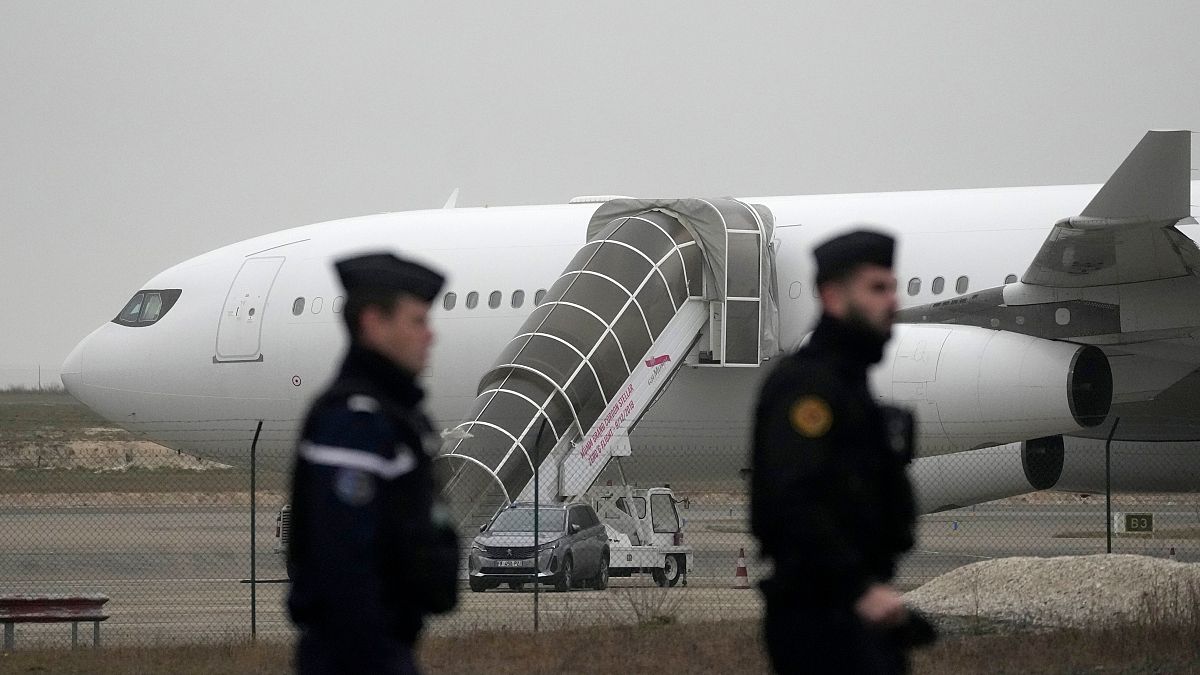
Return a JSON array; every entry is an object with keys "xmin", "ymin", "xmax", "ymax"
[
  {"xmin": 333, "ymin": 468, "xmax": 376, "ymax": 506},
  {"xmin": 346, "ymin": 395, "xmax": 381, "ymax": 414},
  {"xmin": 790, "ymin": 396, "xmax": 833, "ymax": 438}
]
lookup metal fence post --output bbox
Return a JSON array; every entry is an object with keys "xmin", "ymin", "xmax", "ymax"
[
  {"xmin": 533, "ymin": 457, "xmax": 539, "ymax": 633},
  {"xmin": 1105, "ymin": 417, "xmax": 1120, "ymax": 554},
  {"xmin": 250, "ymin": 420, "xmax": 263, "ymax": 640},
  {"xmin": 531, "ymin": 419, "xmax": 547, "ymax": 633}
]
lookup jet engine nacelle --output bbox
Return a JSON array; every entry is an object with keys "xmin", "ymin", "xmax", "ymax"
[
  {"xmin": 910, "ymin": 436, "xmax": 1065, "ymax": 512},
  {"xmin": 873, "ymin": 324, "xmax": 1112, "ymax": 456}
]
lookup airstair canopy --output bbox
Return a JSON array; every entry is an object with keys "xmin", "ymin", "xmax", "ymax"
[{"xmin": 587, "ymin": 198, "xmax": 780, "ymax": 360}]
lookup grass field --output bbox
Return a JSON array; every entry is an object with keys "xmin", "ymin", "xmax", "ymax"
[
  {"xmin": 2, "ymin": 618, "xmax": 1198, "ymax": 674},
  {"xmin": 0, "ymin": 389, "xmax": 114, "ymax": 438},
  {"xmin": 0, "ymin": 390, "xmax": 267, "ymax": 493}
]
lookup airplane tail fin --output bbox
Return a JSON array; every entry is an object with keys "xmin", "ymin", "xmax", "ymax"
[{"xmin": 1080, "ymin": 129, "xmax": 1191, "ymax": 221}]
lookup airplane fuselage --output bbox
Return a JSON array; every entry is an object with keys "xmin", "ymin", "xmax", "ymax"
[{"xmin": 61, "ymin": 184, "xmax": 1200, "ymax": 482}]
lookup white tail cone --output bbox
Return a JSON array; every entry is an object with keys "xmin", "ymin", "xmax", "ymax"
[{"xmin": 734, "ymin": 547, "xmax": 750, "ymax": 589}]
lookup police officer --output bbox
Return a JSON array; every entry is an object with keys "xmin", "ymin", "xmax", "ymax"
[
  {"xmin": 750, "ymin": 230, "xmax": 923, "ymax": 674},
  {"xmin": 287, "ymin": 253, "xmax": 458, "ymax": 675}
]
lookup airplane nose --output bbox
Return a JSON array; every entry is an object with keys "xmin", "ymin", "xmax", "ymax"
[{"xmin": 60, "ymin": 335, "xmax": 86, "ymax": 396}]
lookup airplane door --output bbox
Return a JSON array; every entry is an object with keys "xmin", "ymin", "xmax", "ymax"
[{"xmin": 214, "ymin": 256, "xmax": 285, "ymax": 363}]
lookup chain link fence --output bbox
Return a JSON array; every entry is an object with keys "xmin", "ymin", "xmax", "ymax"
[{"xmin": 1, "ymin": 390, "xmax": 1197, "ymax": 648}]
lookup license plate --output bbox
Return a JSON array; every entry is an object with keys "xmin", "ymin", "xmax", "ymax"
[{"xmin": 496, "ymin": 559, "xmax": 527, "ymax": 568}]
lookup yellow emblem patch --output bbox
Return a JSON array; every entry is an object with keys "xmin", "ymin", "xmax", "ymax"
[{"xmin": 790, "ymin": 396, "xmax": 832, "ymax": 438}]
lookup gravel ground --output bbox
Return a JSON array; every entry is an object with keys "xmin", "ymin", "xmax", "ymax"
[
  {"xmin": 906, "ymin": 554, "xmax": 1200, "ymax": 629},
  {"xmin": 3, "ymin": 490, "xmax": 286, "ymax": 507}
]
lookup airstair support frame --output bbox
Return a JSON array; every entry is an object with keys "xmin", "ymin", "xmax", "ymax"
[
  {"xmin": 540, "ymin": 299, "xmax": 708, "ymax": 501},
  {"xmin": 435, "ymin": 197, "xmax": 780, "ymax": 532}
]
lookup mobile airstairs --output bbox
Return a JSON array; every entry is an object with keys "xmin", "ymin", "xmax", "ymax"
[{"xmin": 435, "ymin": 198, "xmax": 781, "ymax": 532}]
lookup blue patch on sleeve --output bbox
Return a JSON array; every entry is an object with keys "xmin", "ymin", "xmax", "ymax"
[{"xmin": 333, "ymin": 468, "xmax": 375, "ymax": 506}]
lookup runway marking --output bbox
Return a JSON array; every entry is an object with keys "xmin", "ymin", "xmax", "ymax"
[{"xmin": 911, "ymin": 549, "xmax": 994, "ymax": 560}]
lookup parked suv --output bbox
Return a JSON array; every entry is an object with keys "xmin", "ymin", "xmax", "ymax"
[{"xmin": 468, "ymin": 501, "xmax": 609, "ymax": 592}]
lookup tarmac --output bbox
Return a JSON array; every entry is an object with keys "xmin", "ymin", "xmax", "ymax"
[{"xmin": 1, "ymin": 498, "xmax": 1196, "ymax": 647}]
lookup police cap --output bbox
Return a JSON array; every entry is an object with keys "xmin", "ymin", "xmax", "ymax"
[
  {"xmin": 334, "ymin": 253, "xmax": 445, "ymax": 302},
  {"xmin": 813, "ymin": 229, "xmax": 895, "ymax": 285}
]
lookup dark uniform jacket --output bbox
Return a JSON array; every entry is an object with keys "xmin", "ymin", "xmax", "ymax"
[
  {"xmin": 287, "ymin": 345, "xmax": 458, "ymax": 671},
  {"xmin": 751, "ymin": 314, "xmax": 916, "ymax": 607}
]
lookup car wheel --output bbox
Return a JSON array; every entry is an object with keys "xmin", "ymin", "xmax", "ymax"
[
  {"xmin": 554, "ymin": 555, "xmax": 573, "ymax": 592},
  {"xmin": 653, "ymin": 554, "xmax": 683, "ymax": 588},
  {"xmin": 507, "ymin": 581, "xmax": 525, "ymax": 591},
  {"xmin": 469, "ymin": 576, "xmax": 491, "ymax": 593},
  {"xmin": 593, "ymin": 551, "xmax": 609, "ymax": 591}
]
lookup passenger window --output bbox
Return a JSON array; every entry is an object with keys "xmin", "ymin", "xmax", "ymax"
[
  {"xmin": 332, "ymin": 296, "xmax": 344, "ymax": 313},
  {"xmin": 956, "ymin": 276, "xmax": 969, "ymax": 294},
  {"xmin": 931, "ymin": 277, "xmax": 944, "ymax": 295},
  {"xmin": 488, "ymin": 291, "xmax": 501, "ymax": 309},
  {"xmin": 140, "ymin": 292, "xmax": 164, "ymax": 322},
  {"xmin": 292, "ymin": 297, "xmax": 305, "ymax": 316},
  {"xmin": 443, "ymin": 292, "xmax": 457, "ymax": 311},
  {"xmin": 511, "ymin": 290, "xmax": 525, "ymax": 308},
  {"xmin": 466, "ymin": 292, "xmax": 479, "ymax": 309},
  {"xmin": 1004, "ymin": 274, "xmax": 1018, "ymax": 284},
  {"xmin": 534, "ymin": 289, "xmax": 547, "ymax": 305},
  {"xmin": 907, "ymin": 278, "xmax": 921, "ymax": 296},
  {"xmin": 650, "ymin": 494, "xmax": 680, "ymax": 533},
  {"xmin": 312, "ymin": 297, "xmax": 324, "ymax": 313}
]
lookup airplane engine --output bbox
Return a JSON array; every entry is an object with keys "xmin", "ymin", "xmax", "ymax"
[
  {"xmin": 910, "ymin": 436, "xmax": 1065, "ymax": 512},
  {"xmin": 874, "ymin": 324, "xmax": 1112, "ymax": 456}
]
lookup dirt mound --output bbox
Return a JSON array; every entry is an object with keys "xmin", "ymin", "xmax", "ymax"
[
  {"xmin": 905, "ymin": 554, "xmax": 1200, "ymax": 628},
  {"xmin": 1, "ymin": 440, "xmax": 229, "ymax": 470}
]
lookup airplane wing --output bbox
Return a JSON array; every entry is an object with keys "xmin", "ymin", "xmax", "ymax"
[
  {"xmin": 1021, "ymin": 130, "xmax": 1200, "ymax": 288},
  {"xmin": 898, "ymin": 130, "xmax": 1200, "ymax": 336},
  {"xmin": 895, "ymin": 130, "xmax": 1200, "ymax": 419}
]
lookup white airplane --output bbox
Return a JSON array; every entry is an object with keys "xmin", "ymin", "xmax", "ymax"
[{"xmin": 61, "ymin": 130, "xmax": 1200, "ymax": 519}]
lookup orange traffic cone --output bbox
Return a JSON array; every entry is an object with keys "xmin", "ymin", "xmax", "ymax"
[{"xmin": 734, "ymin": 547, "xmax": 750, "ymax": 589}]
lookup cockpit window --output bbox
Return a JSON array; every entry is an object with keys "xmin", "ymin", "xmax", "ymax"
[
  {"xmin": 118, "ymin": 294, "xmax": 145, "ymax": 323},
  {"xmin": 141, "ymin": 293, "xmax": 164, "ymax": 322},
  {"xmin": 112, "ymin": 289, "xmax": 182, "ymax": 327}
]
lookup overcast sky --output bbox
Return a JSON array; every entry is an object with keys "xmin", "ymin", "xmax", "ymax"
[{"xmin": 3, "ymin": 2, "xmax": 1199, "ymax": 386}]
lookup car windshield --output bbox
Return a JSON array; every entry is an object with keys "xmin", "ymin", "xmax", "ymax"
[{"xmin": 488, "ymin": 508, "xmax": 565, "ymax": 533}]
